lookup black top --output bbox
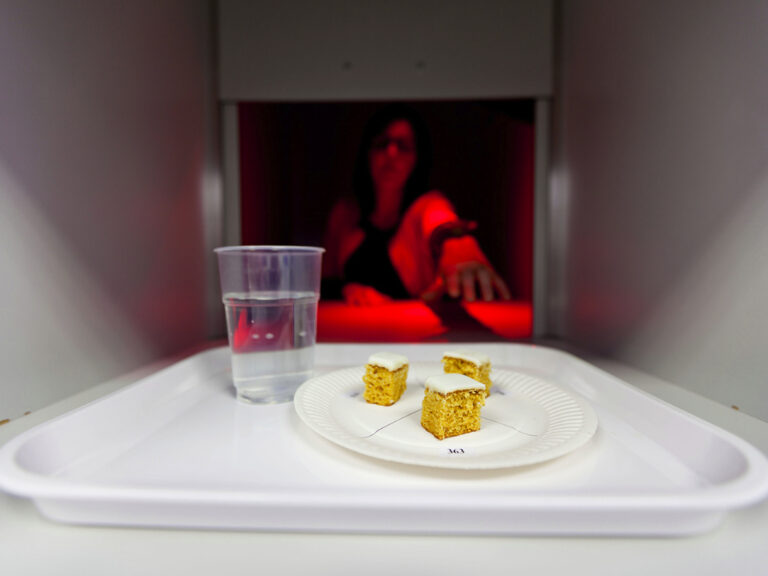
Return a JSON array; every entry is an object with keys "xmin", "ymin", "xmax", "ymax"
[{"xmin": 343, "ymin": 221, "xmax": 410, "ymax": 299}]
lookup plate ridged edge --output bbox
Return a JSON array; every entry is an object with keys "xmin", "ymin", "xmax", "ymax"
[{"xmin": 295, "ymin": 367, "xmax": 598, "ymax": 470}]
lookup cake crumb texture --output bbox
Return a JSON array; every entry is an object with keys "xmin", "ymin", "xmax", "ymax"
[
  {"xmin": 421, "ymin": 387, "xmax": 485, "ymax": 440},
  {"xmin": 442, "ymin": 356, "xmax": 492, "ymax": 396},
  {"xmin": 363, "ymin": 364, "xmax": 408, "ymax": 405}
]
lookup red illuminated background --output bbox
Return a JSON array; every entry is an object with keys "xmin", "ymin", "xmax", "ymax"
[{"xmin": 238, "ymin": 101, "xmax": 534, "ymax": 342}]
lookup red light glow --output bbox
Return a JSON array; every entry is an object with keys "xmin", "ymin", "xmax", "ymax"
[{"xmin": 317, "ymin": 300, "xmax": 532, "ymax": 343}]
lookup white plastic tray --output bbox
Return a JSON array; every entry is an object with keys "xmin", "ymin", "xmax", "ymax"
[{"xmin": 1, "ymin": 343, "xmax": 767, "ymax": 536}]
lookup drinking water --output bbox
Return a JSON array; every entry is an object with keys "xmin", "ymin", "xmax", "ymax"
[{"xmin": 224, "ymin": 291, "xmax": 318, "ymax": 403}]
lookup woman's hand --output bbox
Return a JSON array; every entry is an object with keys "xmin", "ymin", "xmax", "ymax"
[
  {"xmin": 342, "ymin": 283, "xmax": 393, "ymax": 306},
  {"xmin": 422, "ymin": 261, "xmax": 511, "ymax": 302}
]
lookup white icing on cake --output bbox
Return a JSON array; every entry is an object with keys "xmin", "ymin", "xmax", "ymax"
[
  {"xmin": 367, "ymin": 352, "xmax": 408, "ymax": 371},
  {"xmin": 425, "ymin": 373, "xmax": 485, "ymax": 394},
  {"xmin": 443, "ymin": 350, "xmax": 490, "ymax": 366}
]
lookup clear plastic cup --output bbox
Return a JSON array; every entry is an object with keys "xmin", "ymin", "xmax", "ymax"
[{"xmin": 214, "ymin": 246, "xmax": 324, "ymax": 404}]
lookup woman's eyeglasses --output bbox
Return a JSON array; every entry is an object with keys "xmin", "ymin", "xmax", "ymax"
[{"xmin": 371, "ymin": 137, "xmax": 415, "ymax": 154}]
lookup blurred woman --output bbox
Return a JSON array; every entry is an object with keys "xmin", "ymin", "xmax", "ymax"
[{"xmin": 323, "ymin": 105, "xmax": 510, "ymax": 306}]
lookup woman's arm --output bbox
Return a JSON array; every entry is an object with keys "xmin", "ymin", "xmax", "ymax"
[
  {"xmin": 322, "ymin": 199, "xmax": 364, "ymax": 279},
  {"xmin": 324, "ymin": 199, "xmax": 394, "ymax": 305},
  {"xmin": 415, "ymin": 192, "xmax": 511, "ymax": 302}
]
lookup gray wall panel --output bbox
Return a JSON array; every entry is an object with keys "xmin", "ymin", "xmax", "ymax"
[
  {"xmin": 0, "ymin": 0, "xmax": 218, "ymax": 419},
  {"xmin": 556, "ymin": 0, "xmax": 768, "ymax": 420},
  {"xmin": 218, "ymin": 0, "xmax": 553, "ymax": 101}
]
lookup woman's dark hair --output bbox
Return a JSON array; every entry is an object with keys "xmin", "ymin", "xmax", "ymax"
[{"xmin": 353, "ymin": 104, "xmax": 433, "ymax": 221}]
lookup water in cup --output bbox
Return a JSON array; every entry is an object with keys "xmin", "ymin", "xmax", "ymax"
[
  {"xmin": 215, "ymin": 245, "xmax": 324, "ymax": 404},
  {"xmin": 223, "ymin": 291, "xmax": 318, "ymax": 404}
]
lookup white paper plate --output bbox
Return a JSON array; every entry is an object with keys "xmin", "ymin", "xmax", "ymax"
[{"xmin": 294, "ymin": 365, "xmax": 598, "ymax": 470}]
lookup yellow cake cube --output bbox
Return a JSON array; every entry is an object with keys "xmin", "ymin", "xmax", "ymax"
[
  {"xmin": 363, "ymin": 352, "xmax": 409, "ymax": 406},
  {"xmin": 421, "ymin": 373, "xmax": 486, "ymax": 440},
  {"xmin": 442, "ymin": 350, "xmax": 492, "ymax": 396}
]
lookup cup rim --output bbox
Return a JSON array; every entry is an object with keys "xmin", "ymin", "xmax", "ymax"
[{"xmin": 214, "ymin": 245, "xmax": 325, "ymax": 254}]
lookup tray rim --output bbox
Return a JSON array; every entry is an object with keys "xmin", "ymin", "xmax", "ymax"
[{"xmin": 1, "ymin": 343, "xmax": 767, "ymax": 533}]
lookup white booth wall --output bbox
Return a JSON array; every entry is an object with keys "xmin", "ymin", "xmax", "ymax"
[
  {"xmin": 556, "ymin": 0, "xmax": 768, "ymax": 421},
  {"xmin": 4, "ymin": 0, "xmax": 766, "ymax": 425},
  {"xmin": 0, "ymin": 0, "xmax": 220, "ymax": 420}
]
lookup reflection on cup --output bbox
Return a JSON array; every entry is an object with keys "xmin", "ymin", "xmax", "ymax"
[{"xmin": 215, "ymin": 246, "xmax": 324, "ymax": 404}]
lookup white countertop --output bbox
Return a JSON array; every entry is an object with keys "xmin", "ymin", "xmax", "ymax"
[{"xmin": 1, "ymin": 346, "xmax": 767, "ymax": 576}]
